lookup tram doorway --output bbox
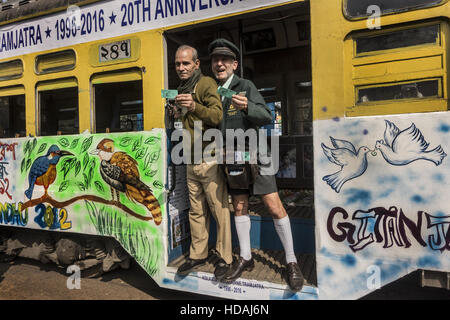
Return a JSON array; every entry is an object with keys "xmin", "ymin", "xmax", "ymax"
[{"xmin": 164, "ymin": 1, "xmax": 316, "ymax": 289}]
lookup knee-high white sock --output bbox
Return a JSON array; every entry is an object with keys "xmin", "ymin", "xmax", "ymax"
[
  {"xmin": 273, "ymin": 216, "xmax": 297, "ymax": 264},
  {"xmin": 234, "ymin": 215, "xmax": 252, "ymax": 260}
]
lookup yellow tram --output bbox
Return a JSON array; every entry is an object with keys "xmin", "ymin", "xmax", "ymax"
[{"xmin": 0, "ymin": 0, "xmax": 448, "ymax": 300}]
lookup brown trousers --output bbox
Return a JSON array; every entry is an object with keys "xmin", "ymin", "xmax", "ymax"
[{"xmin": 186, "ymin": 161, "xmax": 233, "ymax": 264}]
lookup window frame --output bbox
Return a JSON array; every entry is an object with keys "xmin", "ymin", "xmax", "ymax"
[
  {"xmin": 35, "ymin": 50, "xmax": 76, "ymax": 75},
  {"xmin": 353, "ymin": 23, "xmax": 441, "ymax": 58},
  {"xmin": 0, "ymin": 85, "xmax": 26, "ymax": 138},
  {"xmin": 355, "ymin": 78, "xmax": 442, "ymax": 106},
  {"xmin": 0, "ymin": 85, "xmax": 25, "ymax": 97},
  {"xmin": 90, "ymin": 68, "xmax": 143, "ymax": 133},
  {"xmin": 345, "ymin": 20, "xmax": 448, "ymax": 117},
  {"xmin": 36, "ymin": 77, "xmax": 79, "ymax": 136},
  {"xmin": 343, "ymin": 0, "xmax": 448, "ymax": 20},
  {"xmin": 0, "ymin": 59, "xmax": 24, "ymax": 81}
]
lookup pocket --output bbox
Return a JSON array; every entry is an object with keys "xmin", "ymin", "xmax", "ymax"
[
  {"xmin": 258, "ymin": 151, "xmax": 277, "ymax": 176},
  {"xmin": 193, "ymin": 161, "xmax": 218, "ymax": 178},
  {"xmin": 225, "ymin": 164, "xmax": 251, "ymax": 189}
]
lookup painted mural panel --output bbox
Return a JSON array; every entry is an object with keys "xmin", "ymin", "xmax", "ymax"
[
  {"xmin": 315, "ymin": 112, "xmax": 450, "ymax": 299},
  {"xmin": 0, "ymin": 130, "xmax": 166, "ymax": 277}
]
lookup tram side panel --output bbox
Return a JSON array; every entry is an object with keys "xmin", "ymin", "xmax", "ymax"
[
  {"xmin": 314, "ymin": 113, "xmax": 450, "ymax": 299},
  {"xmin": 0, "ymin": 131, "xmax": 168, "ymax": 279}
]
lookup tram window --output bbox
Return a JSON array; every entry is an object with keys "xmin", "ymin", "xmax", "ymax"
[
  {"xmin": 345, "ymin": 0, "xmax": 444, "ymax": 19},
  {"xmin": 292, "ymin": 81, "xmax": 312, "ymax": 136},
  {"xmin": 355, "ymin": 24, "xmax": 439, "ymax": 55},
  {"xmin": 0, "ymin": 59, "xmax": 23, "ymax": 81},
  {"xmin": 35, "ymin": 50, "xmax": 76, "ymax": 75},
  {"xmin": 39, "ymin": 87, "xmax": 79, "ymax": 136},
  {"xmin": 0, "ymin": 95, "xmax": 25, "ymax": 138},
  {"xmin": 357, "ymin": 79, "xmax": 440, "ymax": 104},
  {"xmin": 94, "ymin": 80, "xmax": 143, "ymax": 133}
]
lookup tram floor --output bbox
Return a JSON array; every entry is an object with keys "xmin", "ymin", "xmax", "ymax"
[
  {"xmin": 168, "ymin": 190, "xmax": 316, "ymax": 288},
  {"xmin": 168, "ymin": 247, "xmax": 317, "ymax": 287}
]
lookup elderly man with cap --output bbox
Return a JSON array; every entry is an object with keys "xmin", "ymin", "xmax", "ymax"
[
  {"xmin": 173, "ymin": 44, "xmax": 233, "ymax": 281},
  {"xmin": 208, "ymin": 38, "xmax": 304, "ymax": 292}
]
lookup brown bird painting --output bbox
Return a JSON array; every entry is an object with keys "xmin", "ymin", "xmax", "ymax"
[{"xmin": 92, "ymin": 138, "xmax": 162, "ymax": 225}]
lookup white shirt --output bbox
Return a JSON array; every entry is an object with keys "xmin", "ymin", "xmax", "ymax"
[{"xmin": 221, "ymin": 74, "xmax": 234, "ymax": 102}]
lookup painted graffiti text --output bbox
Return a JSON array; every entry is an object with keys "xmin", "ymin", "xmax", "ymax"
[
  {"xmin": 0, "ymin": 142, "xmax": 17, "ymax": 161},
  {"xmin": 0, "ymin": 161, "xmax": 12, "ymax": 199},
  {"xmin": 0, "ymin": 176, "xmax": 11, "ymax": 200},
  {"xmin": 328, "ymin": 206, "xmax": 450, "ymax": 252},
  {"xmin": 34, "ymin": 203, "xmax": 72, "ymax": 230},
  {"xmin": 0, "ymin": 202, "xmax": 28, "ymax": 226},
  {"xmin": 0, "ymin": 162, "xmax": 8, "ymax": 180},
  {"xmin": 0, "ymin": 142, "xmax": 17, "ymax": 200}
]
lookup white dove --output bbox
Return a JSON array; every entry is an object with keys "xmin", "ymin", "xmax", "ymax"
[
  {"xmin": 375, "ymin": 120, "xmax": 446, "ymax": 166},
  {"xmin": 321, "ymin": 137, "xmax": 371, "ymax": 193}
]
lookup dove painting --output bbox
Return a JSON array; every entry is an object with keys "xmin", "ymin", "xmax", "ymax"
[
  {"xmin": 375, "ymin": 120, "xmax": 447, "ymax": 166},
  {"xmin": 321, "ymin": 137, "xmax": 372, "ymax": 193}
]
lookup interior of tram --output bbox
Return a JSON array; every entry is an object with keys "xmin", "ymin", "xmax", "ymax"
[{"xmin": 164, "ymin": 1, "xmax": 316, "ymax": 288}]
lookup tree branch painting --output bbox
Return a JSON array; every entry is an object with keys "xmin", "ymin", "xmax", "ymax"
[{"xmin": 21, "ymin": 193, "xmax": 153, "ymax": 221}]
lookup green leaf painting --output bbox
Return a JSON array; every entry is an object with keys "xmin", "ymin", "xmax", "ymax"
[
  {"xmin": 145, "ymin": 169, "xmax": 158, "ymax": 177},
  {"xmin": 120, "ymin": 137, "xmax": 132, "ymax": 147},
  {"xmin": 94, "ymin": 181, "xmax": 105, "ymax": 193},
  {"xmin": 135, "ymin": 148, "xmax": 147, "ymax": 160},
  {"xmin": 58, "ymin": 138, "xmax": 70, "ymax": 148},
  {"xmin": 20, "ymin": 158, "xmax": 26, "ymax": 173},
  {"xmin": 81, "ymin": 136, "xmax": 93, "ymax": 153},
  {"xmin": 83, "ymin": 153, "xmax": 89, "ymax": 170},
  {"xmin": 58, "ymin": 181, "xmax": 69, "ymax": 192},
  {"xmin": 70, "ymin": 138, "xmax": 80, "ymax": 149},
  {"xmin": 74, "ymin": 160, "xmax": 81, "ymax": 177},
  {"xmin": 37, "ymin": 143, "xmax": 47, "ymax": 154},
  {"xmin": 144, "ymin": 137, "xmax": 160, "ymax": 145},
  {"xmin": 152, "ymin": 180, "xmax": 163, "ymax": 189}
]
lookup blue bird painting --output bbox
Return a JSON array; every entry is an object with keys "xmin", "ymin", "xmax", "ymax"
[
  {"xmin": 321, "ymin": 137, "xmax": 372, "ymax": 193},
  {"xmin": 24, "ymin": 144, "xmax": 74, "ymax": 200},
  {"xmin": 375, "ymin": 120, "xmax": 447, "ymax": 166}
]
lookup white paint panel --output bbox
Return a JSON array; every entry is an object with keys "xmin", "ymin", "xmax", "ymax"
[{"xmin": 314, "ymin": 112, "xmax": 450, "ymax": 299}]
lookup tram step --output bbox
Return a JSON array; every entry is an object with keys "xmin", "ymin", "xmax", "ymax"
[{"xmin": 168, "ymin": 248, "xmax": 317, "ymax": 287}]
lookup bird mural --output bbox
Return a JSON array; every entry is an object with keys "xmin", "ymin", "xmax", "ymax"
[
  {"xmin": 24, "ymin": 144, "xmax": 74, "ymax": 200},
  {"xmin": 375, "ymin": 120, "xmax": 447, "ymax": 166},
  {"xmin": 91, "ymin": 138, "xmax": 162, "ymax": 226},
  {"xmin": 321, "ymin": 137, "xmax": 372, "ymax": 193}
]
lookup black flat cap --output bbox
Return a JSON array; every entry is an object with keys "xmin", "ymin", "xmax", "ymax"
[{"xmin": 208, "ymin": 38, "xmax": 240, "ymax": 59}]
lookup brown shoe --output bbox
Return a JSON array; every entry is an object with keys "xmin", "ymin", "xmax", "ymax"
[
  {"xmin": 286, "ymin": 262, "xmax": 304, "ymax": 292},
  {"xmin": 214, "ymin": 259, "xmax": 231, "ymax": 281},
  {"xmin": 222, "ymin": 257, "xmax": 254, "ymax": 283}
]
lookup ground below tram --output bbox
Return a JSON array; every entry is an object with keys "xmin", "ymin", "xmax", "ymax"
[{"xmin": 0, "ymin": 255, "xmax": 449, "ymax": 300}]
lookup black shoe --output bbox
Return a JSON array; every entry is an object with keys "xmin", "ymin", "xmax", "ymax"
[
  {"xmin": 286, "ymin": 262, "xmax": 304, "ymax": 292},
  {"xmin": 214, "ymin": 259, "xmax": 231, "ymax": 281},
  {"xmin": 177, "ymin": 257, "xmax": 207, "ymax": 275},
  {"xmin": 222, "ymin": 257, "xmax": 254, "ymax": 283}
]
